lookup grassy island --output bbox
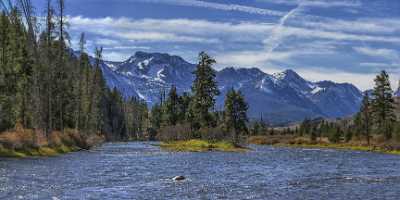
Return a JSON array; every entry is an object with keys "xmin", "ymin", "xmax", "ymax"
[{"xmin": 160, "ymin": 139, "xmax": 248, "ymax": 152}]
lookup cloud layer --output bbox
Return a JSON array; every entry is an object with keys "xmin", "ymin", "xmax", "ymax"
[{"xmin": 64, "ymin": 0, "xmax": 400, "ymax": 90}]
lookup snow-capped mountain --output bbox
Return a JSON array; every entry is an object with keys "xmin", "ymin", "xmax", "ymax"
[
  {"xmin": 96, "ymin": 51, "xmax": 363, "ymax": 124},
  {"xmin": 215, "ymin": 68, "xmax": 362, "ymax": 124},
  {"xmin": 395, "ymin": 81, "xmax": 400, "ymax": 97}
]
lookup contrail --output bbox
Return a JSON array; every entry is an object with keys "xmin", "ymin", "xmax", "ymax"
[{"xmin": 264, "ymin": 2, "xmax": 304, "ymax": 61}]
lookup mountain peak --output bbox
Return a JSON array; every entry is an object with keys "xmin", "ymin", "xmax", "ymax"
[
  {"xmin": 395, "ymin": 80, "xmax": 400, "ymax": 97},
  {"xmin": 275, "ymin": 69, "xmax": 302, "ymax": 80},
  {"xmin": 131, "ymin": 51, "xmax": 185, "ymax": 63}
]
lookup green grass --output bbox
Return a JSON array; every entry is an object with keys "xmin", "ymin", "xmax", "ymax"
[
  {"xmin": 0, "ymin": 147, "xmax": 27, "ymax": 158},
  {"xmin": 160, "ymin": 139, "xmax": 248, "ymax": 152}
]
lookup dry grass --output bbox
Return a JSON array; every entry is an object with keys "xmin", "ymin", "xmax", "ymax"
[{"xmin": 0, "ymin": 127, "xmax": 104, "ymax": 158}]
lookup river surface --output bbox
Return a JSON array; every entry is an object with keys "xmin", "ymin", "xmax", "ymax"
[{"xmin": 1, "ymin": 142, "xmax": 400, "ymax": 200}]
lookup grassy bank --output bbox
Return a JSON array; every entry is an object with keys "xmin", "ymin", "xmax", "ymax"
[
  {"xmin": 0, "ymin": 128, "xmax": 104, "ymax": 158},
  {"xmin": 160, "ymin": 139, "xmax": 248, "ymax": 152},
  {"xmin": 248, "ymin": 135, "xmax": 400, "ymax": 155}
]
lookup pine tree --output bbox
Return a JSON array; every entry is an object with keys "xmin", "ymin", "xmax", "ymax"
[
  {"xmin": 355, "ymin": 93, "xmax": 372, "ymax": 144},
  {"xmin": 223, "ymin": 88, "xmax": 249, "ymax": 144},
  {"xmin": 164, "ymin": 85, "xmax": 179, "ymax": 126},
  {"xmin": 189, "ymin": 52, "xmax": 219, "ymax": 130},
  {"xmin": 178, "ymin": 92, "xmax": 191, "ymax": 123},
  {"xmin": 150, "ymin": 104, "xmax": 163, "ymax": 130},
  {"xmin": 371, "ymin": 70, "xmax": 396, "ymax": 140}
]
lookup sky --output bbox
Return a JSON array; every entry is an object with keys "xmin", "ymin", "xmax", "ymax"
[{"xmin": 30, "ymin": 0, "xmax": 400, "ymax": 90}]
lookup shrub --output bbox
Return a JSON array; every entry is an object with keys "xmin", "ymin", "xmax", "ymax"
[
  {"xmin": 199, "ymin": 126, "xmax": 226, "ymax": 141},
  {"xmin": 157, "ymin": 123, "xmax": 192, "ymax": 141}
]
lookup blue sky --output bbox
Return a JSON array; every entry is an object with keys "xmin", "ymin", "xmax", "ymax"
[{"xmin": 31, "ymin": 0, "xmax": 400, "ymax": 90}]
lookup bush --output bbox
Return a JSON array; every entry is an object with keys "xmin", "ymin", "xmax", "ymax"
[
  {"xmin": 157, "ymin": 123, "xmax": 193, "ymax": 141},
  {"xmin": 199, "ymin": 126, "xmax": 226, "ymax": 141},
  {"xmin": 328, "ymin": 128, "xmax": 342, "ymax": 143}
]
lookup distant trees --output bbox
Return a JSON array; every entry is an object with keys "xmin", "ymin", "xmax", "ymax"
[
  {"xmin": 250, "ymin": 119, "xmax": 268, "ymax": 136},
  {"xmin": 292, "ymin": 70, "xmax": 399, "ymax": 145},
  {"xmin": 149, "ymin": 52, "xmax": 249, "ymax": 144}
]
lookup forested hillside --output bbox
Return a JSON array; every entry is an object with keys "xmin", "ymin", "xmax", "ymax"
[{"xmin": 0, "ymin": 0, "xmax": 148, "ymax": 156}]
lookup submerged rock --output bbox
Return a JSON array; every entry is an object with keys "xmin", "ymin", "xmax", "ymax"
[{"xmin": 172, "ymin": 176, "xmax": 185, "ymax": 181}]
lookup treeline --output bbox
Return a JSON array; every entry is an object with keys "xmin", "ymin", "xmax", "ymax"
[
  {"xmin": 0, "ymin": 1, "xmax": 148, "ymax": 143},
  {"xmin": 288, "ymin": 70, "xmax": 400, "ymax": 145},
  {"xmin": 150, "ymin": 52, "xmax": 249, "ymax": 144}
]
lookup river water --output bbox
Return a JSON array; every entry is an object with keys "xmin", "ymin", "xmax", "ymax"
[{"xmin": 1, "ymin": 142, "xmax": 400, "ymax": 200}]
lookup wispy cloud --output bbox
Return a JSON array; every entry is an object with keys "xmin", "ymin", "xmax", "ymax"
[
  {"xmin": 69, "ymin": 16, "xmax": 400, "ymax": 45},
  {"xmin": 354, "ymin": 47, "xmax": 400, "ymax": 61},
  {"xmin": 295, "ymin": 16, "xmax": 400, "ymax": 34},
  {"xmin": 263, "ymin": 2, "xmax": 303, "ymax": 61},
  {"xmin": 258, "ymin": 0, "xmax": 361, "ymax": 8},
  {"xmin": 138, "ymin": 0, "xmax": 285, "ymax": 16}
]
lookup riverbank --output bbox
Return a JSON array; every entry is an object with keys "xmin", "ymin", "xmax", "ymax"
[
  {"xmin": 0, "ymin": 128, "xmax": 104, "ymax": 158},
  {"xmin": 248, "ymin": 135, "xmax": 400, "ymax": 155},
  {"xmin": 160, "ymin": 139, "xmax": 248, "ymax": 152}
]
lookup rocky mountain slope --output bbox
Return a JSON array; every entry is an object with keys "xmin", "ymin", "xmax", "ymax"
[{"xmin": 94, "ymin": 51, "xmax": 364, "ymax": 124}]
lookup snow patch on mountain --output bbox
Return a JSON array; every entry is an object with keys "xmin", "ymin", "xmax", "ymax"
[{"xmin": 95, "ymin": 51, "xmax": 363, "ymax": 124}]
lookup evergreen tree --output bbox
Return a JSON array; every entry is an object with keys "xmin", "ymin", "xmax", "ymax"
[
  {"xmin": 178, "ymin": 92, "xmax": 191, "ymax": 123},
  {"xmin": 355, "ymin": 93, "xmax": 372, "ymax": 144},
  {"xmin": 371, "ymin": 70, "xmax": 396, "ymax": 140},
  {"xmin": 223, "ymin": 88, "xmax": 249, "ymax": 144},
  {"xmin": 164, "ymin": 85, "xmax": 179, "ymax": 126},
  {"xmin": 189, "ymin": 52, "xmax": 220, "ymax": 130},
  {"xmin": 150, "ymin": 104, "xmax": 163, "ymax": 130}
]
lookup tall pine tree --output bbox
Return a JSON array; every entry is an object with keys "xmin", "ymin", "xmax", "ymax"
[
  {"xmin": 164, "ymin": 85, "xmax": 179, "ymax": 126},
  {"xmin": 371, "ymin": 70, "xmax": 396, "ymax": 140},
  {"xmin": 355, "ymin": 92, "xmax": 372, "ymax": 144},
  {"xmin": 189, "ymin": 52, "xmax": 219, "ymax": 130},
  {"xmin": 223, "ymin": 88, "xmax": 249, "ymax": 144}
]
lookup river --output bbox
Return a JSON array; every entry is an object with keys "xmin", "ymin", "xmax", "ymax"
[{"xmin": 1, "ymin": 142, "xmax": 400, "ymax": 200}]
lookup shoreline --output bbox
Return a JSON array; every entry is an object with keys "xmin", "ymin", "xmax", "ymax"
[
  {"xmin": 0, "ymin": 145, "xmax": 83, "ymax": 158},
  {"xmin": 0, "ymin": 129, "xmax": 105, "ymax": 158},
  {"xmin": 248, "ymin": 135, "xmax": 400, "ymax": 155},
  {"xmin": 274, "ymin": 143, "xmax": 400, "ymax": 155}
]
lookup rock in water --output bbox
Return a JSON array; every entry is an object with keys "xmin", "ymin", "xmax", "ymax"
[{"xmin": 172, "ymin": 176, "xmax": 185, "ymax": 181}]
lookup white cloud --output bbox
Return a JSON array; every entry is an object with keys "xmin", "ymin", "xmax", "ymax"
[
  {"xmin": 102, "ymin": 46, "xmax": 150, "ymax": 51},
  {"xmin": 96, "ymin": 38, "xmax": 121, "ymax": 46},
  {"xmin": 296, "ymin": 69, "xmax": 377, "ymax": 90},
  {"xmin": 279, "ymin": 26, "xmax": 400, "ymax": 43},
  {"xmin": 65, "ymin": 12, "xmax": 400, "ymax": 91},
  {"xmin": 139, "ymin": 0, "xmax": 285, "ymax": 16},
  {"xmin": 295, "ymin": 16, "xmax": 400, "ymax": 34},
  {"xmin": 217, "ymin": 51, "xmax": 291, "ymax": 67},
  {"xmin": 216, "ymin": 47, "xmax": 335, "ymax": 68},
  {"xmin": 258, "ymin": 0, "xmax": 361, "ymax": 8},
  {"xmin": 102, "ymin": 51, "xmax": 135, "ymax": 62},
  {"xmin": 354, "ymin": 47, "xmax": 400, "ymax": 60},
  {"xmin": 68, "ymin": 16, "xmax": 274, "ymax": 41},
  {"xmin": 68, "ymin": 16, "xmax": 400, "ymax": 46}
]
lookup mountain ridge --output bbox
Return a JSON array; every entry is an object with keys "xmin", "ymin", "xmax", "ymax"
[{"xmin": 90, "ymin": 51, "xmax": 364, "ymax": 124}]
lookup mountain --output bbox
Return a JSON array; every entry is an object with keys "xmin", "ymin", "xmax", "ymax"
[
  {"xmin": 95, "ymin": 51, "xmax": 363, "ymax": 124},
  {"xmin": 395, "ymin": 81, "xmax": 400, "ymax": 97}
]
